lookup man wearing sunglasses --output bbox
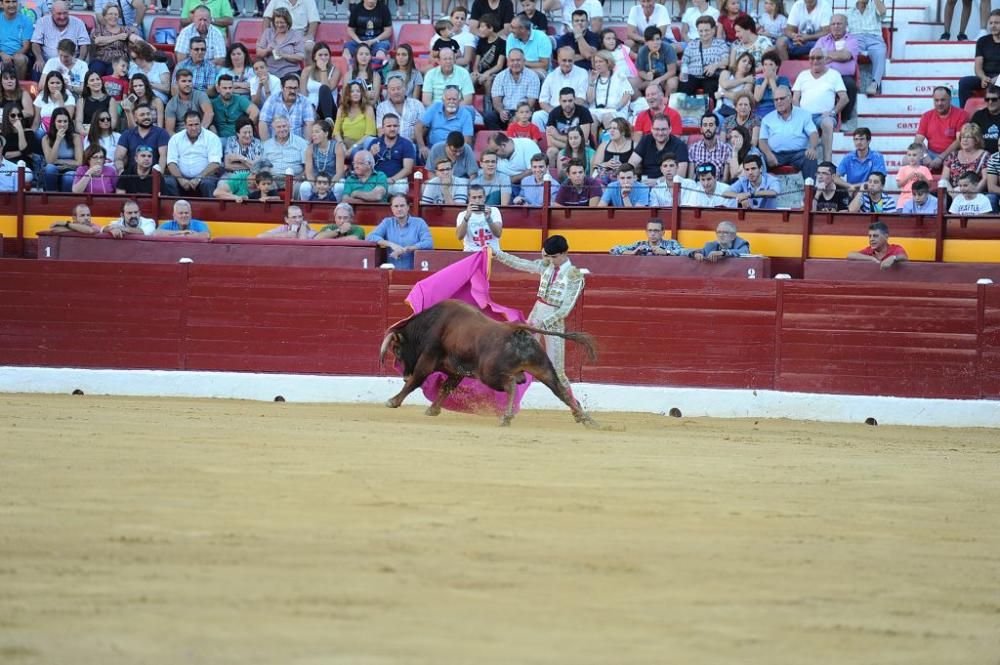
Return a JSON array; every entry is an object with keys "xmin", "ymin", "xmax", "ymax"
[
  {"xmin": 759, "ymin": 84, "xmax": 819, "ymax": 180},
  {"xmin": 970, "ymin": 85, "xmax": 1000, "ymax": 153},
  {"xmin": 958, "ymin": 9, "xmax": 1000, "ymax": 108}
]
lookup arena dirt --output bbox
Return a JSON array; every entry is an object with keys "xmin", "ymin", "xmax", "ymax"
[{"xmin": 1, "ymin": 394, "xmax": 998, "ymax": 664}]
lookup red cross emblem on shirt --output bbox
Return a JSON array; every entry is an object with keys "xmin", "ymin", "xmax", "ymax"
[{"xmin": 473, "ymin": 227, "xmax": 491, "ymax": 246}]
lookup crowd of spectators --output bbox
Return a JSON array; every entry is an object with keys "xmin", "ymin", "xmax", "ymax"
[{"xmin": 0, "ymin": 0, "xmax": 995, "ymax": 220}]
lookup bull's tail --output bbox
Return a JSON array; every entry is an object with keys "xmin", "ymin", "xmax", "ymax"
[{"xmin": 519, "ymin": 326, "xmax": 598, "ymax": 362}]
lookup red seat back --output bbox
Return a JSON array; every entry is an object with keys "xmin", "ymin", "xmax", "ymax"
[
  {"xmin": 70, "ymin": 11, "xmax": 95, "ymax": 32},
  {"xmin": 397, "ymin": 24, "xmax": 437, "ymax": 58},
  {"xmin": 315, "ymin": 23, "xmax": 351, "ymax": 53}
]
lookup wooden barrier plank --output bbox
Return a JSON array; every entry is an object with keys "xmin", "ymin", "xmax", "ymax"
[{"xmin": 804, "ymin": 259, "xmax": 1000, "ymax": 284}]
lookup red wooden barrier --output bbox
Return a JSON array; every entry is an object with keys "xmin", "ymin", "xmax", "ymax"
[
  {"xmin": 804, "ymin": 259, "xmax": 1000, "ymax": 284},
  {"xmin": 2, "ymin": 259, "xmax": 999, "ymax": 401}
]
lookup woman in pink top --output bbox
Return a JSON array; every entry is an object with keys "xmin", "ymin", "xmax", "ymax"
[{"xmin": 71, "ymin": 145, "xmax": 118, "ymax": 194}]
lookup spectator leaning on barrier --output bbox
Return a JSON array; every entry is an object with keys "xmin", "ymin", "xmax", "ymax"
[
  {"xmin": 847, "ymin": 221, "xmax": 907, "ymax": 269},
  {"xmin": 48, "ymin": 203, "xmax": 99, "ymax": 234},
  {"xmin": 315, "ymin": 202, "xmax": 367, "ymax": 240},
  {"xmin": 848, "ymin": 170, "xmax": 895, "ymax": 212},
  {"xmin": 610, "ymin": 218, "xmax": 685, "ymax": 256},
  {"xmin": 103, "ymin": 198, "xmax": 156, "ymax": 237},
  {"xmin": 897, "ymin": 178, "xmax": 938, "ymax": 214},
  {"xmin": 456, "ymin": 184, "xmax": 503, "ymax": 251},
  {"xmin": 156, "ymin": 199, "xmax": 211, "ymax": 237},
  {"xmin": 846, "ymin": 0, "xmax": 887, "ymax": 96},
  {"xmin": 914, "ymin": 86, "xmax": 968, "ymax": 171},
  {"xmin": 689, "ymin": 220, "xmax": 751, "ymax": 261},
  {"xmin": 724, "ymin": 154, "xmax": 781, "ymax": 209},
  {"xmin": 367, "ymin": 193, "xmax": 434, "ymax": 270},
  {"xmin": 258, "ymin": 205, "xmax": 317, "ymax": 239}
]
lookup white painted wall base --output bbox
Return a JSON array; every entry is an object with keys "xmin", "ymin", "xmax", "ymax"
[{"xmin": 2, "ymin": 366, "xmax": 998, "ymax": 429}]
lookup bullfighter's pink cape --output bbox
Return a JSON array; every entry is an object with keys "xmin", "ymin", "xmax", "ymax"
[{"xmin": 403, "ymin": 249, "xmax": 532, "ymax": 415}]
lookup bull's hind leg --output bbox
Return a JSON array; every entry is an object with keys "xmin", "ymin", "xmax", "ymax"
[
  {"xmin": 531, "ymin": 363, "xmax": 600, "ymax": 429},
  {"xmin": 386, "ymin": 357, "xmax": 437, "ymax": 408},
  {"xmin": 425, "ymin": 374, "xmax": 461, "ymax": 416}
]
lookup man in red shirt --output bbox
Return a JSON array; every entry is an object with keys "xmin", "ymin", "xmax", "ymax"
[
  {"xmin": 847, "ymin": 221, "xmax": 908, "ymax": 270},
  {"xmin": 914, "ymin": 86, "xmax": 968, "ymax": 171},
  {"xmin": 633, "ymin": 85, "xmax": 683, "ymax": 139}
]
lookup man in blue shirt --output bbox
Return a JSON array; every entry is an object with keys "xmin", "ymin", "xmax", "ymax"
[
  {"xmin": 154, "ymin": 199, "xmax": 211, "ymax": 237},
  {"xmin": 758, "ymin": 85, "xmax": 819, "ymax": 179},
  {"xmin": 598, "ymin": 164, "xmax": 651, "ymax": 207},
  {"xmin": 835, "ymin": 127, "xmax": 886, "ymax": 190},
  {"xmin": 724, "ymin": 154, "xmax": 782, "ymax": 209},
  {"xmin": 371, "ymin": 112, "xmax": 416, "ymax": 195},
  {"xmin": 897, "ymin": 178, "xmax": 938, "ymax": 215},
  {"xmin": 366, "ymin": 193, "xmax": 434, "ymax": 269},
  {"xmin": 414, "ymin": 86, "xmax": 474, "ymax": 162},
  {"xmin": 0, "ymin": 0, "xmax": 32, "ymax": 80}
]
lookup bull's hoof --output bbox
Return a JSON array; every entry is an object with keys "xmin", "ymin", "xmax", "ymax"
[
  {"xmin": 385, "ymin": 398, "xmax": 402, "ymax": 408},
  {"xmin": 499, "ymin": 416, "xmax": 512, "ymax": 427},
  {"xmin": 425, "ymin": 405, "xmax": 441, "ymax": 416},
  {"xmin": 580, "ymin": 415, "xmax": 601, "ymax": 429}
]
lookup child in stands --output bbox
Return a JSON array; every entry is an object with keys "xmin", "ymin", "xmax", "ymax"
[
  {"xmin": 849, "ymin": 171, "xmax": 896, "ymax": 213},
  {"xmin": 895, "ymin": 142, "xmax": 933, "ymax": 209},
  {"xmin": 757, "ymin": 0, "xmax": 787, "ymax": 41},
  {"xmin": 505, "ymin": 101, "xmax": 544, "ymax": 141},
  {"xmin": 897, "ymin": 178, "xmax": 938, "ymax": 215},
  {"xmin": 430, "ymin": 19, "xmax": 461, "ymax": 65},
  {"xmin": 308, "ymin": 173, "xmax": 337, "ymax": 202},
  {"xmin": 102, "ymin": 57, "xmax": 129, "ymax": 102},
  {"xmin": 949, "ymin": 171, "xmax": 994, "ymax": 215}
]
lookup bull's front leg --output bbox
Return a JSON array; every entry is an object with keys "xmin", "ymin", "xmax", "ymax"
[
  {"xmin": 386, "ymin": 356, "xmax": 437, "ymax": 408},
  {"xmin": 425, "ymin": 374, "xmax": 461, "ymax": 416},
  {"xmin": 499, "ymin": 376, "xmax": 518, "ymax": 427}
]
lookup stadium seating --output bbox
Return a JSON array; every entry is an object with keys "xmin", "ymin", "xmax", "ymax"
[
  {"xmin": 232, "ymin": 19, "xmax": 263, "ymax": 56},
  {"xmin": 149, "ymin": 17, "xmax": 181, "ymax": 53},
  {"xmin": 474, "ymin": 129, "xmax": 500, "ymax": 154},
  {"xmin": 315, "ymin": 23, "xmax": 351, "ymax": 53},
  {"xmin": 69, "ymin": 11, "xmax": 95, "ymax": 32},
  {"xmin": 398, "ymin": 24, "xmax": 437, "ymax": 58}
]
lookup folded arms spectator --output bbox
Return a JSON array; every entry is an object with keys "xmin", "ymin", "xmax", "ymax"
[{"xmin": 846, "ymin": 221, "xmax": 907, "ymax": 269}]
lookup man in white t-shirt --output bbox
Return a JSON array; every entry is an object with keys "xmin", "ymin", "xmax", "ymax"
[
  {"xmin": 544, "ymin": 0, "xmax": 603, "ymax": 34},
  {"xmin": 488, "ymin": 132, "xmax": 539, "ymax": 184},
  {"xmin": 777, "ymin": 0, "xmax": 833, "ymax": 60},
  {"xmin": 627, "ymin": 0, "xmax": 671, "ymax": 51},
  {"xmin": 456, "ymin": 184, "xmax": 504, "ymax": 251},
  {"xmin": 792, "ymin": 48, "xmax": 848, "ymax": 161}
]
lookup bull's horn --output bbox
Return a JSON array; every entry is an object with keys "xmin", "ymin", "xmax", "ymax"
[{"xmin": 378, "ymin": 332, "xmax": 397, "ymax": 364}]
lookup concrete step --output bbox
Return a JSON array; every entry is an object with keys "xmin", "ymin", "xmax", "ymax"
[
  {"xmin": 832, "ymin": 133, "xmax": 917, "ymax": 152},
  {"xmin": 901, "ymin": 21, "xmax": 942, "ymax": 43},
  {"xmin": 856, "ymin": 113, "xmax": 922, "ymax": 133},
  {"xmin": 886, "ymin": 59, "xmax": 972, "ymax": 77},
  {"xmin": 858, "ymin": 94, "xmax": 932, "ymax": 115},
  {"xmin": 880, "ymin": 77, "xmax": 959, "ymax": 96},
  {"xmin": 899, "ymin": 39, "xmax": 975, "ymax": 59},
  {"xmin": 885, "ymin": 6, "xmax": 932, "ymax": 24}
]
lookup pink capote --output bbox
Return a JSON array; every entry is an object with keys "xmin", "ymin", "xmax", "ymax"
[{"xmin": 401, "ymin": 248, "xmax": 533, "ymax": 415}]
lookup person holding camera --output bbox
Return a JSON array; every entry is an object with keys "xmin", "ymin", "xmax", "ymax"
[{"xmin": 456, "ymin": 184, "xmax": 503, "ymax": 251}]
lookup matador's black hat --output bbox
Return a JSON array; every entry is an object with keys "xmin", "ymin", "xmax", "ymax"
[{"xmin": 543, "ymin": 235, "xmax": 569, "ymax": 256}]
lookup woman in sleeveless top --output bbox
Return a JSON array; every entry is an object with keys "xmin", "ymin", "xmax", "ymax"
[
  {"xmin": 41, "ymin": 107, "xmax": 82, "ymax": 192},
  {"xmin": 592, "ymin": 118, "xmax": 635, "ymax": 182},
  {"xmin": 343, "ymin": 43, "xmax": 382, "ymax": 105},
  {"xmin": 75, "ymin": 71, "xmax": 112, "ymax": 133},
  {"xmin": 300, "ymin": 42, "xmax": 340, "ymax": 122},
  {"xmin": 301, "ymin": 119, "xmax": 345, "ymax": 200}
]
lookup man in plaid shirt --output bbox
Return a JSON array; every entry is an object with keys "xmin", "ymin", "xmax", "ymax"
[
  {"xmin": 609, "ymin": 219, "xmax": 686, "ymax": 255},
  {"xmin": 687, "ymin": 113, "xmax": 732, "ymax": 176},
  {"xmin": 258, "ymin": 74, "xmax": 315, "ymax": 140}
]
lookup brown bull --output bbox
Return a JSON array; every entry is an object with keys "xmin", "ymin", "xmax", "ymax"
[{"xmin": 379, "ymin": 300, "xmax": 599, "ymax": 427}]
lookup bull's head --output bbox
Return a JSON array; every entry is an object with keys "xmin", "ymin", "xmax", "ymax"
[{"xmin": 379, "ymin": 331, "xmax": 402, "ymax": 365}]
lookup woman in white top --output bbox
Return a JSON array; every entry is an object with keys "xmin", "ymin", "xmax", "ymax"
[
  {"xmin": 217, "ymin": 43, "xmax": 254, "ymax": 97},
  {"xmin": 300, "ymin": 42, "xmax": 341, "ymax": 122},
  {"xmin": 586, "ymin": 51, "xmax": 633, "ymax": 142},
  {"xmin": 681, "ymin": 0, "xmax": 721, "ymax": 40},
  {"xmin": 32, "ymin": 71, "xmax": 76, "ymax": 136},
  {"xmin": 717, "ymin": 51, "xmax": 756, "ymax": 116}
]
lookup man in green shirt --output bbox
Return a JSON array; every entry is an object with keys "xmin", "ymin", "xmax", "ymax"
[
  {"xmin": 211, "ymin": 75, "xmax": 258, "ymax": 139},
  {"xmin": 316, "ymin": 202, "xmax": 367, "ymax": 239},
  {"xmin": 340, "ymin": 151, "xmax": 389, "ymax": 204}
]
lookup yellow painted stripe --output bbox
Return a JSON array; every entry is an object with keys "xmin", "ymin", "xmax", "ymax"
[
  {"xmin": 942, "ymin": 239, "xmax": 1000, "ymax": 263},
  {"xmin": 809, "ymin": 235, "xmax": 937, "ymax": 261},
  {"xmin": 0, "ymin": 215, "xmax": 16, "ymax": 237}
]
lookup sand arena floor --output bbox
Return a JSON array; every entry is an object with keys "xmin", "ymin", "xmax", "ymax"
[{"xmin": 1, "ymin": 393, "xmax": 999, "ymax": 664}]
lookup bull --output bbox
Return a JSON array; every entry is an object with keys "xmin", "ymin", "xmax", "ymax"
[{"xmin": 379, "ymin": 300, "xmax": 599, "ymax": 427}]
